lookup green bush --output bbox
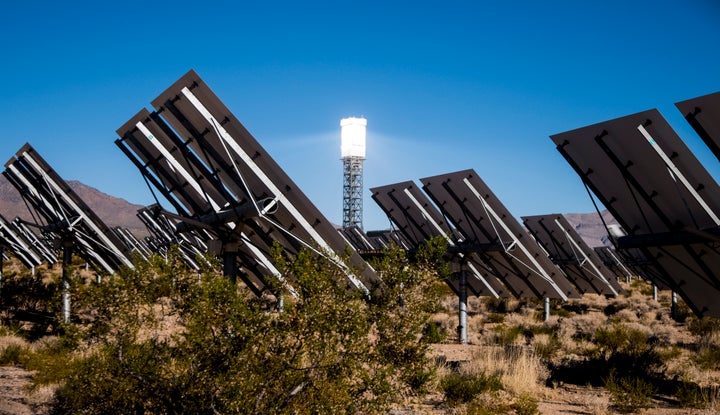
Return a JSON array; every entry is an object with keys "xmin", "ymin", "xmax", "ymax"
[
  {"xmin": 48, "ymin": 244, "xmax": 441, "ymax": 414},
  {"xmin": 533, "ymin": 334, "xmax": 561, "ymax": 360},
  {"xmin": 463, "ymin": 392, "xmax": 513, "ymax": 415},
  {"xmin": 694, "ymin": 344, "xmax": 720, "ymax": 370},
  {"xmin": 549, "ymin": 323, "xmax": 664, "ymax": 388},
  {"xmin": 440, "ymin": 371, "xmax": 502, "ymax": 406},
  {"xmin": 688, "ymin": 316, "xmax": 720, "ymax": 336},
  {"xmin": 605, "ymin": 371, "xmax": 655, "ymax": 413},
  {"xmin": 512, "ymin": 393, "xmax": 540, "ymax": 415},
  {"xmin": 0, "ymin": 343, "xmax": 28, "ymax": 365},
  {"xmin": 485, "ymin": 313, "xmax": 505, "ymax": 324},
  {"xmin": 674, "ymin": 380, "xmax": 720, "ymax": 409},
  {"xmin": 23, "ymin": 336, "xmax": 77, "ymax": 386},
  {"xmin": 421, "ymin": 321, "xmax": 446, "ymax": 344},
  {"xmin": 492, "ymin": 324, "xmax": 524, "ymax": 345}
]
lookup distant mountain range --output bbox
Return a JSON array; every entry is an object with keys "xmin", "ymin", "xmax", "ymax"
[
  {"xmin": 0, "ymin": 175, "xmax": 617, "ymax": 248},
  {"xmin": 0, "ymin": 175, "xmax": 146, "ymax": 236},
  {"xmin": 563, "ymin": 210, "xmax": 618, "ymax": 248}
]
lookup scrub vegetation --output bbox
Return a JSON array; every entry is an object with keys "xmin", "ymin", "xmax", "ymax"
[{"xmin": 1, "ymin": 242, "xmax": 720, "ymax": 414}]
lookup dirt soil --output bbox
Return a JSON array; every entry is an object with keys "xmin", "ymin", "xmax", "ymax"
[
  {"xmin": 1, "ymin": 360, "xmax": 716, "ymax": 415},
  {"xmin": 0, "ymin": 366, "xmax": 45, "ymax": 415}
]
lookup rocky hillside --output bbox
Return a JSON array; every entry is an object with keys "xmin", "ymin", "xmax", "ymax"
[{"xmin": 0, "ymin": 175, "xmax": 146, "ymax": 236}]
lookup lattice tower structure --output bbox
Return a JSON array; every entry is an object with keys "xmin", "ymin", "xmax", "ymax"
[{"xmin": 341, "ymin": 117, "xmax": 367, "ymax": 229}]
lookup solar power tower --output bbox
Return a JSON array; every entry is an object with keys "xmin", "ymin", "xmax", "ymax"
[
  {"xmin": 676, "ymin": 91, "xmax": 720, "ymax": 163},
  {"xmin": 552, "ymin": 109, "xmax": 720, "ymax": 317},
  {"xmin": 3, "ymin": 143, "xmax": 135, "ymax": 321},
  {"xmin": 522, "ymin": 214, "xmax": 623, "ymax": 296},
  {"xmin": 341, "ymin": 117, "xmax": 366, "ymax": 229},
  {"xmin": 116, "ymin": 70, "xmax": 379, "ymax": 300}
]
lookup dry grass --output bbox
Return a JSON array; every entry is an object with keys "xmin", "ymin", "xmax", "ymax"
[
  {"xmin": 578, "ymin": 386, "xmax": 610, "ymax": 415},
  {"xmin": 429, "ymin": 278, "xmax": 720, "ymax": 414},
  {"xmin": 0, "ymin": 335, "xmax": 29, "ymax": 352},
  {"xmin": 462, "ymin": 345, "xmax": 547, "ymax": 397}
]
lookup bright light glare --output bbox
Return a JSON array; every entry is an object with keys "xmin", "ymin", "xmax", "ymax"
[{"xmin": 340, "ymin": 117, "xmax": 367, "ymax": 159}]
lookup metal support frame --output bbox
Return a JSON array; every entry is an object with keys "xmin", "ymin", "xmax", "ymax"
[
  {"xmin": 553, "ymin": 218, "xmax": 619, "ymax": 296},
  {"xmin": 608, "ymin": 250, "xmax": 632, "ymax": 284},
  {"xmin": 401, "ymin": 187, "xmax": 502, "ymax": 298},
  {"xmin": 342, "ymin": 156, "xmax": 364, "ymax": 229},
  {"xmin": 465, "ymin": 178, "xmax": 569, "ymax": 301},
  {"xmin": 638, "ymin": 124, "xmax": 720, "ymax": 226}
]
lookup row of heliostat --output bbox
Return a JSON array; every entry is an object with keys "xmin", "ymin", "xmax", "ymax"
[
  {"xmin": 1, "ymin": 71, "xmax": 718, "ymax": 317},
  {"xmin": 350, "ymin": 92, "xmax": 720, "ymax": 318}
]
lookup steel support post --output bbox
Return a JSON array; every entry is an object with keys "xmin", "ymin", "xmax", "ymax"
[
  {"xmin": 671, "ymin": 291, "xmax": 678, "ymax": 320},
  {"xmin": 62, "ymin": 240, "xmax": 73, "ymax": 324},
  {"xmin": 277, "ymin": 295, "xmax": 284, "ymax": 313},
  {"xmin": 544, "ymin": 297, "xmax": 550, "ymax": 322},
  {"xmin": 223, "ymin": 250, "xmax": 238, "ymax": 284},
  {"xmin": 653, "ymin": 285, "xmax": 658, "ymax": 301},
  {"xmin": 0, "ymin": 247, "xmax": 3, "ymax": 298},
  {"xmin": 458, "ymin": 268, "xmax": 468, "ymax": 345}
]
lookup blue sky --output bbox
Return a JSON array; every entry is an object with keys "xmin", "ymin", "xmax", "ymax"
[{"xmin": 1, "ymin": 1, "xmax": 719, "ymax": 230}]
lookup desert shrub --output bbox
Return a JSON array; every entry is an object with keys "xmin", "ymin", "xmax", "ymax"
[
  {"xmin": 0, "ymin": 343, "xmax": 28, "ymax": 365},
  {"xmin": 673, "ymin": 300, "xmax": 693, "ymax": 323},
  {"xmin": 549, "ymin": 323, "xmax": 663, "ymax": 388},
  {"xmin": 50, "ymin": 243, "xmax": 440, "ymax": 414},
  {"xmin": 603, "ymin": 301, "xmax": 629, "ymax": 316},
  {"xmin": 0, "ymin": 268, "xmax": 60, "ymax": 337},
  {"xmin": 655, "ymin": 345, "xmax": 682, "ymax": 363},
  {"xmin": 605, "ymin": 370, "xmax": 655, "ymax": 413},
  {"xmin": 440, "ymin": 371, "xmax": 502, "ymax": 405},
  {"xmin": 421, "ymin": 321, "xmax": 447, "ymax": 343},
  {"xmin": 485, "ymin": 313, "xmax": 505, "ymax": 324},
  {"xmin": 552, "ymin": 307, "xmax": 570, "ymax": 318},
  {"xmin": 23, "ymin": 336, "xmax": 77, "ymax": 386},
  {"xmin": 484, "ymin": 298, "xmax": 521, "ymax": 314},
  {"xmin": 0, "ymin": 326, "xmax": 16, "ymax": 337},
  {"xmin": 532, "ymin": 333, "xmax": 561, "ymax": 360},
  {"xmin": 694, "ymin": 344, "xmax": 720, "ymax": 370},
  {"xmin": 561, "ymin": 302, "xmax": 590, "ymax": 314},
  {"xmin": 632, "ymin": 280, "xmax": 655, "ymax": 297},
  {"xmin": 688, "ymin": 316, "xmax": 720, "ymax": 336},
  {"xmin": 674, "ymin": 380, "xmax": 720, "ymax": 409},
  {"xmin": 512, "ymin": 392, "xmax": 539, "ymax": 415},
  {"xmin": 492, "ymin": 324, "xmax": 524, "ymax": 345},
  {"xmin": 462, "ymin": 391, "xmax": 513, "ymax": 415}
]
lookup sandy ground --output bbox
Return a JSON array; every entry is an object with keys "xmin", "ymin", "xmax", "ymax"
[
  {"xmin": 1, "ymin": 362, "xmax": 718, "ymax": 415},
  {"xmin": 0, "ymin": 366, "xmax": 38, "ymax": 415}
]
